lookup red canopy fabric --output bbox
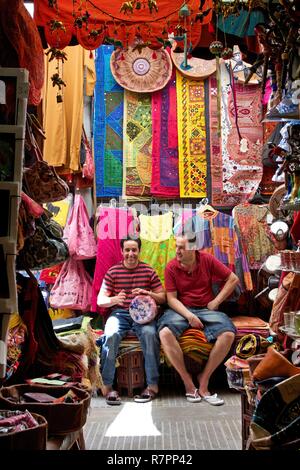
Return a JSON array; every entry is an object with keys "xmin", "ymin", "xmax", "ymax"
[{"xmin": 34, "ymin": 0, "xmax": 213, "ymax": 50}]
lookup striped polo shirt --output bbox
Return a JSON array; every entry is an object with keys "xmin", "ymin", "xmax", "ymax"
[{"xmin": 102, "ymin": 261, "xmax": 163, "ymax": 310}]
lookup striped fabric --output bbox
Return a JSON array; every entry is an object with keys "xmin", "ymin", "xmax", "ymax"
[{"xmin": 102, "ymin": 262, "xmax": 162, "ymax": 310}]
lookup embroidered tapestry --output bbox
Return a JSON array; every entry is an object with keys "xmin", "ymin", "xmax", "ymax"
[
  {"xmin": 123, "ymin": 90, "xmax": 152, "ymax": 198},
  {"xmin": 94, "ymin": 45, "xmax": 124, "ymax": 197},
  {"xmin": 207, "ymin": 69, "xmax": 263, "ymax": 208},
  {"xmin": 151, "ymin": 70, "xmax": 179, "ymax": 197},
  {"xmin": 176, "ymin": 71, "xmax": 207, "ymax": 198}
]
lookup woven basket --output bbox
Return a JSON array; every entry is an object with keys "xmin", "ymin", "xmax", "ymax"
[
  {"xmin": 0, "ymin": 384, "xmax": 91, "ymax": 436},
  {"xmin": 0, "ymin": 410, "xmax": 47, "ymax": 450}
]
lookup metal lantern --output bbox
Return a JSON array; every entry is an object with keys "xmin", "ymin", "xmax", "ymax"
[{"xmin": 221, "ymin": 47, "xmax": 233, "ymax": 60}]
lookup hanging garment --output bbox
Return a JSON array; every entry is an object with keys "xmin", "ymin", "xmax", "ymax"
[
  {"xmin": 139, "ymin": 212, "xmax": 176, "ymax": 286},
  {"xmin": 176, "ymin": 71, "xmax": 207, "ymax": 198},
  {"xmin": 151, "ymin": 69, "xmax": 179, "ymax": 197},
  {"xmin": 207, "ymin": 67, "xmax": 263, "ymax": 209},
  {"xmin": 233, "ymin": 203, "xmax": 276, "ymax": 269},
  {"xmin": 91, "ymin": 207, "xmax": 136, "ymax": 313},
  {"xmin": 94, "ymin": 45, "xmax": 124, "ymax": 197},
  {"xmin": 42, "ymin": 45, "xmax": 96, "ymax": 172},
  {"xmin": 179, "ymin": 210, "xmax": 253, "ymax": 291},
  {"xmin": 123, "ymin": 91, "xmax": 152, "ymax": 198}
]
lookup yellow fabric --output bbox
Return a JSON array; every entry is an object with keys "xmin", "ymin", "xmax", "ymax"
[
  {"xmin": 139, "ymin": 212, "xmax": 173, "ymax": 242},
  {"xmin": 42, "ymin": 46, "xmax": 96, "ymax": 172},
  {"xmin": 44, "ymin": 196, "xmax": 72, "ymax": 227},
  {"xmin": 48, "ymin": 308, "xmax": 75, "ymax": 321},
  {"xmin": 176, "ymin": 71, "xmax": 207, "ymax": 198},
  {"xmin": 8, "ymin": 313, "xmax": 26, "ymax": 332}
]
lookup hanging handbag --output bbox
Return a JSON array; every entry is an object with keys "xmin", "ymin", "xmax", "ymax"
[
  {"xmin": 23, "ymin": 117, "xmax": 69, "ymax": 204},
  {"xmin": 81, "ymin": 127, "xmax": 94, "ymax": 181},
  {"xmin": 49, "ymin": 257, "xmax": 93, "ymax": 311},
  {"xmin": 63, "ymin": 193, "xmax": 97, "ymax": 260},
  {"xmin": 16, "ymin": 215, "xmax": 69, "ymax": 270}
]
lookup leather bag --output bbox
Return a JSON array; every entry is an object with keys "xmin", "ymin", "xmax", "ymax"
[{"xmin": 23, "ymin": 116, "xmax": 69, "ymax": 203}]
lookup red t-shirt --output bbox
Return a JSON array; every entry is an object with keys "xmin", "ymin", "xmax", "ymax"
[{"xmin": 165, "ymin": 251, "xmax": 232, "ymax": 307}]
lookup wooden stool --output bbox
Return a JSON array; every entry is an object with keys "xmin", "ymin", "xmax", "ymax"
[{"xmin": 116, "ymin": 351, "xmax": 145, "ymax": 397}]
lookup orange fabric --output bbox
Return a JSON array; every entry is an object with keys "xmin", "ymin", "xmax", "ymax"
[{"xmin": 34, "ymin": 0, "xmax": 212, "ymax": 49}]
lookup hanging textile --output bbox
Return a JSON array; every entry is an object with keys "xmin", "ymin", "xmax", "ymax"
[
  {"xmin": 233, "ymin": 203, "xmax": 276, "ymax": 269},
  {"xmin": 94, "ymin": 45, "xmax": 124, "ymax": 197},
  {"xmin": 176, "ymin": 71, "xmax": 207, "ymax": 198},
  {"xmin": 139, "ymin": 212, "xmax": 176, "ymax": 286},
  {"xmin": 123, "ymin": 91, "xmax": 152, "ymax": 198},
  {"xmin": 178, "ymin": 210, "xmax": 253, "ymax": 291},
  {"xmin": 42, "ymin": 45, "xmax": 96, "ymax": 172},
  {"xmin": 151, "ymin": 69, "xmax": 179, "ymax": 197},
  {"xmin": 91, "ymin": 207, "xmax": 136, "ymax": 313},
  {"xmin": 207, "ymin": 67, "xmax": 263, "ymax": 209}
]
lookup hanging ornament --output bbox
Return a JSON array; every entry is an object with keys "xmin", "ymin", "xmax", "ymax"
[
  {"xmin": 209, "ymin": 40, "xmax": 224, "ymax": 56},
  {"xmin": 221, "ymin": 47, "xmax": 233, "ymax": 60}
]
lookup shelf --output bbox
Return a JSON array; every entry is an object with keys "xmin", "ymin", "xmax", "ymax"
[
  {"xmin": 277, "ymin": 266, "xmax": 300, "ymax": 274},
  {"xmin": 279, "ymin": 326, "xmax": 300, "ymax": 340}
]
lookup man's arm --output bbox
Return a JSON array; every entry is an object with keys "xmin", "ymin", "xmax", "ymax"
[
  {"xmin": 207, "ymin": 272, "xmax": 239, "ymax": 311},
  {"xmin": 97, "ymin": 282, "xmax": 127, "ymax": 308},
  {"xmin": 167, "ymin": 291, "xmax": 203, "ymax": 329},
  {"xmin": 132, "ymin": 288, "xmax": 166, "ymax": 305}
]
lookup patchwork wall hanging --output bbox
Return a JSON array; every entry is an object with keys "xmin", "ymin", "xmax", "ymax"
[
  {"xmin": 176, "ymin": 71, "xmax": 207, "ymax": 198},
  {"xmin": 93, "ymin": 45, "xmax": 124, "ymax": 197},
  {"xmin": 151, "ymin": 69, "xmax": 179, "ymax": 197},
  {"xmin": 123, "ymin": 90, "xmax": 152, "ymax": 198},
  {"xmin": 207, "ymin": 65, "xmax": 263, "ymax": 209}
]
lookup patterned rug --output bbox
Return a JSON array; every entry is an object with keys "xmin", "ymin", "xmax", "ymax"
[
  {"xmin": 123, "ymin": 91, "xmax": 152, "ymax": 198},
  {"xmin": 207, "ymin": 68, "xmax": 263, "ymax": 209},
  {"xmin": 93, "ymin": 45, "xmax": 123, "ymax": 197},
  {"xmin": 176, "ymin": 71, "xmax": 207, "ymax": 198},
  {"xmin": 151, "ymin": 70, "xmax": 179, "ymax": 197}
]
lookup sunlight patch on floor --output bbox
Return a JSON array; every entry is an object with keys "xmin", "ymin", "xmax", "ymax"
[{"xmin": 105, "ymin": 402, "xmax": 161, "ymax": 437}]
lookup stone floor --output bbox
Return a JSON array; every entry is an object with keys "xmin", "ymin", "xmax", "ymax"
[{"xmin": 83, "ymin": 385, "xmax": 242, "ymax": 450}]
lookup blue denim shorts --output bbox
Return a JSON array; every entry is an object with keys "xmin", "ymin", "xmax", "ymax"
[{"xmin": 157, "ymin": 307, "xmax": 236, "ymax": 342}]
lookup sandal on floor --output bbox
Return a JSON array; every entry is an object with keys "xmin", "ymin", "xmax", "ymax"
[
  {"xmin": 105, "ymin": 390, "xmax": 122, "ymax": 406},
  {"xmin": 201, "ymin": 393, "xmax": 224, "ymax": 406},
  {"xmin": 134, "ymin": 387, "xmax": 158, "ymax": 403},
  {"xmin": 185, "ymin": 389, "xmax": 201, "ymax": 403}
]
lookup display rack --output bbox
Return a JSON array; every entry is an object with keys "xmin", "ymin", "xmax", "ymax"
[{"xmin": 0, "ymin": 67, "xmax": 28, "ymax": 379}]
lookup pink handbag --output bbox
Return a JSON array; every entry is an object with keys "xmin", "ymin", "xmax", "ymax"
[
  {"xmin": 49, "ymin": 257, "xmax": 93, "ymax": 311},
  {"xmin": 81, "ymin": 127, "xmax": 94, "ymax": 180},
  {"xmin": 64, "ymin": 194, "xmax": 97, "ymax": 260}
]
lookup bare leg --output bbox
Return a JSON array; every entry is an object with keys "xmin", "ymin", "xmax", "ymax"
[
  {"xmin": 198, "ymin": 332, "xmax": 235, "ymax": 397},
  {"xmin": 159, "ymin": 327, "xmax": 196, "ymax": 395},
  {"xmin": 102, "ymin": 384, "xmax": 113, "ymax": 397}
]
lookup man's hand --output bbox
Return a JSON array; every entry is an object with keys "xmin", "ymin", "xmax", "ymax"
[
  {"xmin": 132, "ymin": 288, "xmax": 150, "ymax": 296},
  {"xmin": 115, "ymin": 290, "xmax": 127, "ymax": 306},
  {"xmin": 188, "ymin": 313, "xmax": 203, "ymax": 329},
  {"xmin": 207, "ymin": 300, "xmax": 220, "ymax": 311}
]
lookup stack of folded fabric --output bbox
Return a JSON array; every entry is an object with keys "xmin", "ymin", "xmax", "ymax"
[
  {"xmin": 232, "ymin": 316, "xmax": 270, "ymax": 341},
  {"xmin": 178, "ymin": 329, "xmax": 213, "ymax": 366}
]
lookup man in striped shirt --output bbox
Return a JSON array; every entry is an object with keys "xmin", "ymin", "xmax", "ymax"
[{"xmin": 97, "ymin": 236, "xmax": 166, "ymax": 405}]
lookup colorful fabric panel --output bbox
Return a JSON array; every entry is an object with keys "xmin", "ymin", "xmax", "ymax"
[
  {"xmin": 207, "ymin": 68, "xmax": 263, "ymax": 208},
  {"xmin": 151, "ymin": 70, "xmax": 179, "ymax": 197},
  {"xmin": 94, "ymin": 45, "xmax": 124, "ymax": 197},
  {"xmin": 123, "ymin": 91, "xmax": 152, "ymax": 198},
  {"xmin": 176, "ymin": 71, "xmax": 207, "ymax": 198}
]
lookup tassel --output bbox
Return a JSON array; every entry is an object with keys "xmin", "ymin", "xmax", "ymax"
[
  {"xmin": 120, "ymin": 53, "xmax": 125, "ymax": 61},
  {"xmin": 152, "ymin": 51, "xmax": 157, "ymax": 59},
  {"xmin": 89, "ymin": 51, "xmax": 93, "ymax": 59}
]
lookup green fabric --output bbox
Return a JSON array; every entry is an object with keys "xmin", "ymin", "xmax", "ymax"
[{"xmin": 139, "ymin": 236, "xmax": 176, "ymax": 286}]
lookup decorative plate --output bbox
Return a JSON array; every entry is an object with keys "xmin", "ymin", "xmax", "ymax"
[{"xmin": 129, "ymin": 295, "xmax": 158, "ymax": 324}]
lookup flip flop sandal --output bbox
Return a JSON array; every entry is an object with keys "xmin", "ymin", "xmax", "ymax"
[
  {"xmin": 201, "ymin": 393, "xmax": 224, "ymax": 406},
  {"xmin": 134, "ymin": 387, "xmax": 158, "ymax": 403},
  {"xmin": 105, "ymin": 390, "xmax": 122, "ymax": 406},
  {"xmin": 185, "ymin": 389, "xmax": 201, "ymax": 403}
]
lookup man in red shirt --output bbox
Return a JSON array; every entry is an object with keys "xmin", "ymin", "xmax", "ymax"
[
  {"xmin": 97, "ymin": 236, "xmax": 166, "ymax": 405},
  {"xmin": 158, "ymin": 236, "xmax": 239, "ymax": 405}
]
